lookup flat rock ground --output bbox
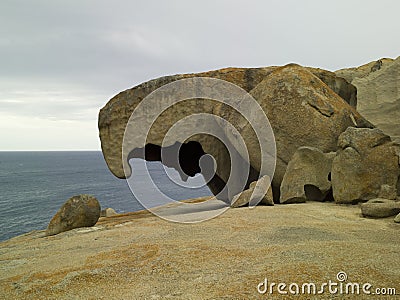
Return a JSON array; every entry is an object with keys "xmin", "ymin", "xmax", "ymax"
[{"xmin": 0, "ymin": 201, "xmax": 399, "ymax": 300}]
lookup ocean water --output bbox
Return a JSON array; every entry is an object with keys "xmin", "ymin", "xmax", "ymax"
[{"xmin": 0, "ymin": 151, "xmax": 212, "ymax": 241}]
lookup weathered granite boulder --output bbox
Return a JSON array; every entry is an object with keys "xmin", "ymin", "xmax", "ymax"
[
  {"xmin": 332, "ymin": 127, "xmax": 400, "ymax": 204},
  {"xmin": 231, "ymin": 175, "xmax": 273, "ymax": 207},
  {"xmin": 46, "ymin": 195, "xmax": 101, "ymax": 236},
  {"xmin": 100, "ymin": 208, "xmax": 117, "ymax": 217},
  {"xmin": 336, "ymin": 56, "xmax": 400, "ymax": 143},
  {"xmin": 361, "ymin": 199, "xmax": 400, "ymax": 218},
  {"xmin": 98, "ymin": 64, "xmax": 372, "ymax": 202},
  {"xmin": 280, "ymin": 147, "xmax": 335, "ymax": 204}
]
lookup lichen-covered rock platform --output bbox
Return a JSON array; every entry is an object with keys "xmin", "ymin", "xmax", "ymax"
[{"xmin": 1, "ymin": 201, "xmax": 398, "ymax": 299}]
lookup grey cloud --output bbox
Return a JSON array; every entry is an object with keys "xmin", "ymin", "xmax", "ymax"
[
  {"xmin": 0, "ymin": 79, "xmax": 106, "ymax": 121},
  {"xmin": 0, "ymin": 0, "xmax": 400, "ymax": 149},
  {"xmin": 0, "ymin": 97, "xmax": 98, "ymax": 121}
]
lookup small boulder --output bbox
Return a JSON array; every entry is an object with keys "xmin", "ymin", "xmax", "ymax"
[
  {"xmin": 280, "ymin": 147, "xmax": 335, "ymax": 204},
  {"xmin": 394, "ymin": 213, "xmax": 400, "ymax": 223},
  {"xmin": 100, "ymin": 207, "xmax": 117, "ymax": 217},
  {"xmin": 332, "ymin": 127, "xmax": 400, "ymax": 204},
  {"xmin": 360, "ymin": 199, "xmax": 400, "ymax": 218},
  {"xmin": 231, "ymin": 175, "xmax": 273, "ymax": 207},
  {"xmin": 46, "ymin": 195, "xmax": 101, "ymax": 236}
]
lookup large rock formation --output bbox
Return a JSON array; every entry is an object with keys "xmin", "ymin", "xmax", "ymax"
[
  {"xmin": 99, "ymin": 64, "xmax": 372, "ymax": 202},
  {"xmin": 46, "ymin": 195, "xmax": 101, "ymax": 236},
  {"xmin": 331, "ymin": 127, "xmax": 400, "ymax": 204},
  {"xmin": 336, "ymin": 56, "xmax": 400, "ymax": 143}
]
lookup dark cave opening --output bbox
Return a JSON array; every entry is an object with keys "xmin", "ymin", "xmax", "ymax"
[
  {"xmin": 128, "ymin": 141, "xmax": 206, "ymax": 179},
  {"xmin": 304, "ymin": 184, "xmax": 334, "ymax": 202},
  {"xmin": 128, "ymin": 141, "xmax": 229, "ymax": 200},
  {"xmin": 127, "ymin": 140, "xmax": 262, "ymax": 203}
]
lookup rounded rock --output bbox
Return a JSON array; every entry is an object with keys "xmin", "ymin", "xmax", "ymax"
[
  {"xmin": 100, "ymin": 207, "xmax": 117, "ymax": 217},
  {"xmin": 360, "ymin": 199, "xmax": 400, "ymax": 218},
  {"xmin": 394, "ymin": 213, "xmax": 400, "ymax": 223},
  {"xmin": 46, "ymin": 194, "xmax": 101, "ymax": 236}
]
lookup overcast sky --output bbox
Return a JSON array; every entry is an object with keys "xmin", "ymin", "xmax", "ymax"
[{"xmin": 1, "ymin": 0, "xmax": 399, "ymax": 150}]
